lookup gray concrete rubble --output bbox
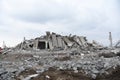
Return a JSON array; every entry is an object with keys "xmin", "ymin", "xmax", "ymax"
[
  {"xmin": 14, "ymin": 32, "xmax": 104, "ymax": 51},
  {"xmin": 1, "ymin": 50, "xmax": 120, "ymax": 80},
  {"xmin": 115, "ymin": 40, "xmax": 120, "ymax": 48},
  {"xmin": 0, "ymin": 32, "xmax": 120, "ymax": 80}
]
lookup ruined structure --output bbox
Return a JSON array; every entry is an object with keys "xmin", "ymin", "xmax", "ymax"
[
  {"xmin": 16, "ymin": 32, "xmax": 102, "ymax": 50},
  {"xmin": 1, "ymin": 32, "xmax": 120, "ymax": 80}
]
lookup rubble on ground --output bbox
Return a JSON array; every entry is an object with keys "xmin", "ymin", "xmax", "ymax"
[{"xmin": 0, "ymin": 32, "xmax": 120, "ymax": 80}]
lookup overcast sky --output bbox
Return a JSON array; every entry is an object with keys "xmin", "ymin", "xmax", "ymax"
[{"xmin": 0, "ymin": 0, "xmax": 120, "ymax": 47}]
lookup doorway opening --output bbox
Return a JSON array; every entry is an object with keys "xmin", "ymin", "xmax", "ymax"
[{"xmin": 38, "ymin": 41, "xmax": 46, "ymax": 49}]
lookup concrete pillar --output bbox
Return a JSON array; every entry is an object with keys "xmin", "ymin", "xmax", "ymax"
[
  {"xmin": 57, "ymin": 36, "xmax": 63, "ymax": 48},
  {"xmin": 33, "ymin": 40, "xmax": 39, "ymax": 49},
  {"xmin": 109, "ymin": 32, "xmax": 113, "ymax": 48},
  {"xmin": 48, "ymin": 40, "xmax": 54, "ymax": 50},
  {"xmin": 52, "ymin": 33, "xmax": 58, "ymax": 47},
  {"xmin": 45, "ymin": 41, "xmax": 48, "ymax": 49}
]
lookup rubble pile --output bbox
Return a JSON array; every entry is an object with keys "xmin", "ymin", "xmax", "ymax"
[
  {"xmin": 0, "ymin": 63, "xmax": 15, "ymax": 80},
  {"xmin": 1, "ymin": 50, "xmax": 120, "ymax": 80},
  {"xmin": 15, "ymin": 32, "xmax": 103, "ymax": 51},
  {"xmin": 0, "ymin": 32, "xmax": 120, "ymax": 80}
]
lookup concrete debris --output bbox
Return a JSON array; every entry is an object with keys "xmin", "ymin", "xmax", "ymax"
[
  {"xmin": 2, "ymin": 49, "xmax": 12, "ymax": 54},
  {"xmin": 0, "ymin": 32, "xmax": 120, "ymax": 80},
  {"xmin": 92, "ymin": 40, "xmax": 103, "ymax": 49},
  {"xmin": 0, "ymin": 66, "xmax": 15, "ymax": 80},
  {"xmin": 0, "ymin": 47, "xmax": 2, "ymax": 54},
  {"xmin": 14, "ymin": 32, "xmax": 103, "ymax": 51},
  {"xmin": 115, "ymin": 40, "xmax": 120, "ymax": 48},
  {"xmin": 22, "ymin": 74, "xmax": 39, "ymax": 80}
]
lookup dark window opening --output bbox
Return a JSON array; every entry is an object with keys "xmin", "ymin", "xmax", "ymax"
[
  {"xmin": 29, "ymin": 44, "xmax": 33, "ymax": 48},
  {"xmin": 47, "ymin": 42, "xmax": 49, "ymax": 49},
  {"xmin": 38, "ymin": 41, "xmax": 46, "ymax": 49}
]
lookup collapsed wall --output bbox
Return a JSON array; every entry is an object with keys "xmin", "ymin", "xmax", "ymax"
[{"xmin": 15, "ymin": 32, "xmax": 103, "ymax": 50}]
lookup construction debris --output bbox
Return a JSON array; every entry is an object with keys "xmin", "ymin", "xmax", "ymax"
[
  {"xmin": 115, "ymin": 40, "xmax": 120, "ymax": 48},
  {"xmin": 15, "ymin": 32, "xmax": 103, "ymax": 51},
  {"xmin": 0, "ymin": 47, "xmax": 2, "ymax": 54},
  {"xmin": 0, "ymin": 32, "xmax": 120, "ymax": 80}
]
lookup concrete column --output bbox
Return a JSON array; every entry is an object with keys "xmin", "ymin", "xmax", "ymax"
[
  {"xmin": 33, "ymin": 40, "xmax": 38, "ymax": 49},
  {"xmin": 109, "ymin": 32, "xmax": 113, "ymax": 48},
  {"xmin": 57, "ymin": 36, "xmax": 63, "ymax": 48},
  {"xmin": 52, "ymin": 33, "xmax": 58, "ymax": 47},
  {"xmin": 45, "ymin": 41, "xmax": 48, "ymax": 49}
]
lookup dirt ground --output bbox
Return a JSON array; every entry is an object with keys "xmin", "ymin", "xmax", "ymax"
[
  {"xmin": 31, "ymin": 67, "xmax": 91, "ymax": 80},
  {"xmin": 95, "ymin": 66, "xmax": 120, "ymax": 80},
  {"xmin": 14, "ymin": 66, "xmax": 120, "ymax": 80}
]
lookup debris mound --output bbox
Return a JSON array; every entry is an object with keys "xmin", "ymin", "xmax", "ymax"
[
  {"xmin": 15, "ymin": 31, "xmax": 103, "ymax": 51},
  {"xmin": 0, "ymin": 32, "xmax": 120, "ymax": 80}
]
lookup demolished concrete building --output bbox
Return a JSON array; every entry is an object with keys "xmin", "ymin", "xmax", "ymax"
[
  {"xmin": 15, "ymin": 32, "xmax": 103, "ymax": 50},
  {"xmin": 1, "ymin": 32, "xmax": 120, "ymax": 80}
]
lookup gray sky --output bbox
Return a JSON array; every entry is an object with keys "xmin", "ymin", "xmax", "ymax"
[{"xmin": 0, "ymin": 0, "xmax": 120, "ymax": 47}]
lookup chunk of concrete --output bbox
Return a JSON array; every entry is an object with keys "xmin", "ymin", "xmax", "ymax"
[
  {"xmin": 63, "ymin": 37, "xmax": 73, "ymax": 47},
  {"xmin": 51, "ymin": 33, "xmax": 58, "ymax": 47}
]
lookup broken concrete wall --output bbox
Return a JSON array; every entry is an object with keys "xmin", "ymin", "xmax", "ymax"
[
  {"xmin": 57, "ymin": 36, "xmax": 64, "ymax": 48},
  {"xmin": 15, "ymin": 32, "xmax": 103, "ymax": 51},
  {"xmin": 51, "ymin": 33, "xmax": 58, "ymax": 48},
  {"xmin": 79, "ymin": 36, "xmax": 88, "ymax": 47},
  {"xmin": 33, "ymin": 39, "xmax": 49, "ymax": 50},
  {"xmin": 63, "ymin": 37, "xmax": 74, "ymax": 47},
  {"xmin": 33, "ymin": 40, "xmax": 39, "ymax": 50},
  {"xmin": 73, "ymin": 35, "xmax": 83, "ymax": 46}
]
